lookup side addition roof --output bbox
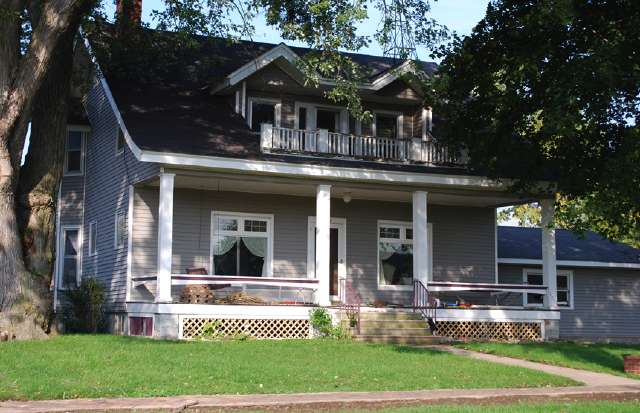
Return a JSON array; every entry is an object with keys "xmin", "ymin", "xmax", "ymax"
[{"xmin": 497, "ymin": 226, "xmax": 640, "ymax": 267}]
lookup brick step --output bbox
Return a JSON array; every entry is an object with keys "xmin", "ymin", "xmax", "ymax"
[
  {"xmin": 357, "ymin": 327, "xmax": 432, "ymax": 337},
  {"xmin": 357, "ymin": 319, "xmax": 429, "ymax": 329},
  {"xmin": 353, "ymin": 335, "xmax": 443, "ymax": 345}
]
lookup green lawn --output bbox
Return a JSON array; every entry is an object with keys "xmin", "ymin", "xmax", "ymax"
[
  {"xmin": 0, "ymin": 335, "xmax": 576, "ymax": 400},
  {"xmin": 455, "ymin": 341, "xmax": 640, "ymax": 378},
  {"xmin": 330, "ymin": 401, "xmax": 640, "ymax": 413}
]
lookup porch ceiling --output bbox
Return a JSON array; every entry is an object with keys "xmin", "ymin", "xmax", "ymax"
[{"xmin": 144, "ymin": 171, "xmax": 531, "ymax": 207}]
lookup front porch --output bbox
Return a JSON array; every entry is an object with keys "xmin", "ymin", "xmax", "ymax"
[{"xmin": 125, "ymin": 170, "xmax": 562, "ymax": 340}]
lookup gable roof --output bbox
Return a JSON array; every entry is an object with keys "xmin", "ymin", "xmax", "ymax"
[
  {"xmin": 212, "ymin": 42, "xmax": 435, "ymax": 93},
  {"xmin": 497, "ymin": 226, "xmax": 640, "ymax": 266}
]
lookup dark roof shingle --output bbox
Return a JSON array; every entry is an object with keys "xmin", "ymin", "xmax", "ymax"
[{"xmin": 498, "ymin": 226, "xmax": 640, "ymax": 265}]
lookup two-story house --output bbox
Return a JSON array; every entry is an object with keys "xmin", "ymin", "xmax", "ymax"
[{"xmin": 56, "ymin": 27, "xmax": 640, "ymax": 342}]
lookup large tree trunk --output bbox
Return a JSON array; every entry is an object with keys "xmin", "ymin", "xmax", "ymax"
[
  {"xmin": 17, "ymin": 18, "xmax": 80, "ymax": 335},
  {"xmin": 0, "ymin": 0, "xmax": 89, "ymax": 340}
]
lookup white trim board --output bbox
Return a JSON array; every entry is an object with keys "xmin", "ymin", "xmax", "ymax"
[
  {"xmin": 128, "ymin": 302, "xmax": 314, "ymax": 318},
  {"xmin": 435, "ymin": 308, "xmax": 560, "ymax": 321},
  {"xmin": 211, "ymin": 42, "xmax": 416, "ymax": 93},
  {"xmin": 139, "ymin": 150, "xmax": 508, "ymax": 190},
  {"xmin": 498, "ymin": 258, "xmax": 640, "ymax": 269}
]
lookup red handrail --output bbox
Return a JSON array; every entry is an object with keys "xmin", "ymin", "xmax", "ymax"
[{"xmin": 339, "ymin": 278, "xmax": 361, "ymax": 335}]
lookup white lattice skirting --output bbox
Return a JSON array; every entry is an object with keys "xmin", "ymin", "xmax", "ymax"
[
  {"xmin": 181, "ymin": 317, "xmax": 311, "ymax": 340},
  {"xmin": 436, "ymin": 320, "xmax": 542, "ymax": 341}
]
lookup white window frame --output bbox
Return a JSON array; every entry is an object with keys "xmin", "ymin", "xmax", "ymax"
[
  {"xmin": 115, "ymin": 128, "xmax": 125, "ymax": 155},
  {"xmin": 373, "ymin": 111, "xmax": 403, "ymax": 139},
  {"xmin": 523, "ymin": 268, "xmax": 574, "ymax": 309},
  {"xmin": 209, "ymin": 211, "xmax": 274, "ymax": 277},
  {"xmin": 64, "ymin": 126, "xmax": 89, "ymax": 176},
  {"xmin": 294, "ymin": 101, "xmax": 348, "ymax": 133},
  {"xmin": 114, "ymin": 211, "xmax": 126, "ymax": 249},
  {"xmin": 56, "ymin": 225, "xmax": 82, "ymax": 290},
  {"xmin": 377, "ymin": 220, "xmax": 432, "ymax": 291},
  {"xmin": 247, "ymin": 97, "xmax": 281, "ymax": 131},
  {"xmin": 88, "ymin": 220, "xmax": 98, "ymax": 256}
]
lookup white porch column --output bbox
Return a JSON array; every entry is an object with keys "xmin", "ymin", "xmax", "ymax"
[
  {"xmin": 315, "ymin": 184, "xmax": 331, "ymax": 306},
  {"xmin": 412, "ymin": 191, "xmax": 429, "ymax": 285},
  {"xmin": 541, "ymin": 198, "xmax": 558, "ymax": 309},
  {"xmin": 156, "ymin": 172, "xmax": 175, "ymax": 303}
]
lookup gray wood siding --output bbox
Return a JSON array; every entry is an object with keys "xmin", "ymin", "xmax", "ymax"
[
  {"xmin": 132, "ymin": 188, "xmax": 496, "ymax": 305},
  {"xmin": 80, "ymin": 76, "xmax": 159, "ymax": 311},
  {"xmin": 59, "ymin": 176, "xmax": 85, "ymax": 226},
  {"xmin": 499, "ymin": 264, "xmax": 640, "ymax": 339}
]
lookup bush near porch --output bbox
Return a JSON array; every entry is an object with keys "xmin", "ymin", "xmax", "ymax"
[
  {"xmin": 0, "ymin": 335, "xmax": 576, "ymax": 400},
  {"xmin": 455, "ymin": 341, "xmax": 640, "ymax": 379}
]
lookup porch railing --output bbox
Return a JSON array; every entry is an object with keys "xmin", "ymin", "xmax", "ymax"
[
  {"xmin": 261, "ymin": 124, "xmax": 463, "ymax": 166},
  {"xmin": 339, "ymin": 278, "xmax": 361, "ymax": 335},
  {"xmin": 413, "ymin": 280, "xmax": 438, "ymax": 334}
]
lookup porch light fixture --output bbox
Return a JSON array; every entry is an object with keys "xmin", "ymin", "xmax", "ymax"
[{"xmin": 343, "ymin": 193, "xmax": 352, "ymax": 203}]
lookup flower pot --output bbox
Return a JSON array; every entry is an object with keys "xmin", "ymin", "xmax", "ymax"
[{"xmin": 623, "ymin": 355, "xmax": 640, "ymax": 375}]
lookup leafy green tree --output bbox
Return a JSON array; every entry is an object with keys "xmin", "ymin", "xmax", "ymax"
[{"xmin": 429, "ymin": 0, "xmax": 640, "ymax": 245}]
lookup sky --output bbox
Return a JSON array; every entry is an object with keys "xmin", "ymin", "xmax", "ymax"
[{"xmin": 103, "ymin": 0, "xmax": 490, "ymax": 61}]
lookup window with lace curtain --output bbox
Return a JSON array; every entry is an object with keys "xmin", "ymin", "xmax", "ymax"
[
  {"xmin": 378, "ymin": 222, "xmax": 413, "ymax": 288},
  {"xmin": 210, "ymin": 212, "xmax": 273, "ymax": 277}
]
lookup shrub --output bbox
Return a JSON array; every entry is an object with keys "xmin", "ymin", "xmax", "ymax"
[
  {"xmin": 199, "ymin": 320, "xmax": 223, "ymax": 340},
  {"xmin": 63, "ymin": 277, "xmax": 105, "ymax": 333},
  {"xmin": 309, "ymin": 308, "xmax": 346, "ymax": 339}
]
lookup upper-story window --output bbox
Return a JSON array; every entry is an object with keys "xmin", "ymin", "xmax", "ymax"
[
  {"xmin": 64, "ymin": 127, "xmax": 87, "ymax": 176},
  {"xmin": 248, "ymin": 98, "xmax": 280, "ymax": 132},
  {"xmin": 373, "ymin": 112, "xmax": 403, "ymax": 139},
  {"xmin": 114, "ymin": 211, "xmax": 127, "ymax": 249},
  {"xmin": 316, "ymin": 108, "xmax": 340, "ymax": 132},
  {"xmin": 116, "ymin": 129, "xmax": 125, "ymax": 154},
  {"xmin": 294, "ymin": 102, "xmax": 347, "ymax": 133}
]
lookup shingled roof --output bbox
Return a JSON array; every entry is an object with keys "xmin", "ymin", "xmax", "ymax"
[
  {"xmin": 90, "ymin": 28, "xmax": 475, "ymax": 175},
  {"xmin": 498, "ymin": 226, "xmax": 640, "ymax": 265}
]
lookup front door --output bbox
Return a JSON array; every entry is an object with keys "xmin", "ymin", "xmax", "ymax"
[
  {"xmin": 307, "ymin": 218, "xmax": 347, "ymax": 299},
  {"xmin": 329, "ymin": 228, "xmax": 339, "ymax": 295}
]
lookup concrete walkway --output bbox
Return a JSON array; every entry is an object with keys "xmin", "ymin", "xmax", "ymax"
[
  {"xmin": 420, "ymin": 345, "xmax": 640, "ymax": 387},
  {"xmin": 2, "ymin": 346, "xmax": 640, "ymax": 412}
]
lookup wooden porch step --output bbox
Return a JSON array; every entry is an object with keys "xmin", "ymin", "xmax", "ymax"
[
  {"xmin": 357, "ymin": 327, "xmax": 431, "ymax": 337},
  {"xmin": 357, "ymin": 319, "xmax": 428, "ymax": 329},
  {"xmin": 353, "ymin": 335, "xmax": 443, "ymax": 345},
  {"xmin": 358, "ymin": 311, "xmax": 423, "ymax": 321}
]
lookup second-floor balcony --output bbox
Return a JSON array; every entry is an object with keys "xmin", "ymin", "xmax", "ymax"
[{"xmin": 260, "ymin": 124, "xmax": 465, "ymax": 166}]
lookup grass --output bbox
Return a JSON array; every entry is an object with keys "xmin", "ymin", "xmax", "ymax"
[
  {"xmin": 455, "ymin": 341, "xmax": 640, "ymax": 378},
  {"xmin": 328, "ymin": 401, "xmax": 640, "ymax": 413},
  {"xmin": 0, "ymin": 335, "xmax": 577, "ymax": 401}
]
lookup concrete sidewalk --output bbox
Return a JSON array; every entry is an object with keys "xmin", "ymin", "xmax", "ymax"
[
  {"xmin": 3, "ymin": 346, "xmax": 640, "ymax": 412},
  {"xmin": 2, "ymin": 385, "xmax": 640, "ymax": 413}
]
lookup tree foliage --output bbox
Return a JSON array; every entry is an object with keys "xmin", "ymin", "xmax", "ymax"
[
  {"xmin": 429, "ymin": 0, "xmax": 640, "ymax": 244},
  {"xmin": 499, "ymin": 199, "xmax": 640, "ymax": 248}
]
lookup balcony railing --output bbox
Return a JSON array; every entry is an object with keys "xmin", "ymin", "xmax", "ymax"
[{"xmin": 260, "ymin": 124, "xmax": 464, "ymax": 166}]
